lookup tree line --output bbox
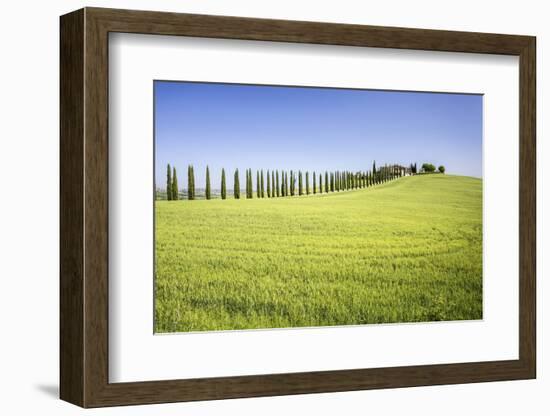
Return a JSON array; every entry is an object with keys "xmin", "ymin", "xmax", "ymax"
[{"xmin": 163, "ymin": 162, "xmax": 419, "ymax": 201}]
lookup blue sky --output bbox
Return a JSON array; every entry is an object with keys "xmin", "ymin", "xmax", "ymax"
[{"xmin": 155, "ymin": 81, "xmax": 482, "ymax": 189}]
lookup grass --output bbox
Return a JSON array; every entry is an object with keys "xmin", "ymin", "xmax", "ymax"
[{"xmin": 155, "ymin": 174, "xmax": 482, "ymax": 333}]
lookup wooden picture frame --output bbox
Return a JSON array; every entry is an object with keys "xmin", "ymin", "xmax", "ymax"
[{"xmin": 60, "ymin": 7, "xmax": 536, "ymax": 408}]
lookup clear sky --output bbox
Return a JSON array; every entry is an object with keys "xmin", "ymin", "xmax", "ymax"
[{"xmin": 155, "ymin": 81, "xmax": 482, "ymax": 189}]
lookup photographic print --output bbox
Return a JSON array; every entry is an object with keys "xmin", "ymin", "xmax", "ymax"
[{"xmin": 154, "ymin": 81, "xmax": 483, "ymax": 333}]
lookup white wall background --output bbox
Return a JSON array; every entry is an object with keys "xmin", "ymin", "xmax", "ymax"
[{"xmin": 0, "ymin": 0, "xmax": 545, "ymax": 414}]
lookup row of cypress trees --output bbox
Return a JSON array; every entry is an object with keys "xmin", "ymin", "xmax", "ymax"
[
  {"xmin": 165, "ymin": 164, "xmax": 179, "ymax": 200},
  {"xmin": 165, "ymin": 163, "xmax": 410, "ymax": 200}
]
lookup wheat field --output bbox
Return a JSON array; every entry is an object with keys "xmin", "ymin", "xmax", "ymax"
[{"xmin": 154, "ymin": 174, "xmax": 482, "ymax": 333}]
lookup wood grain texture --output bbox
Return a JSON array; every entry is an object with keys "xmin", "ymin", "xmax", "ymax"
[
  {"xmin": 59, "ymin": 8, "xmax": 84, "ymax": 407},
  {"xmin": 59, "ymin": 7, "xmax": 537, "ymax": 408}
]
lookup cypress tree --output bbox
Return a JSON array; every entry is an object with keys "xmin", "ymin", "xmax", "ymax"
[
  {"xmin": 234, "ymin": 169, "xmax": 240, "ymax": 199},
  {"xmin": 306, "ymin": 171, "xmax": 310, "ymax": 195},
  {"xmin": 313, "ymin": 171, "xmax": 316, "ymax": 194},
  {"xmin": 172, "ymin": 167, "xmax": 179, "ymax": 200},
  {"xmin": 330, "ymin": 172, "xmax": 334, "ymax": 192},
  {"xmin": 325, "ymin": 172, "xmax": 329, "ymax": 193},
  {"xmin": 246, "ymin": 169, "xmax": 249, "ymax": 198},
  {"xmin": 221, "ymin": 168, "xmax": 227, "ymax": 199},
  {"xmin": 250, "ymin": 169, "xmax": 254, "ymax": 198},
  {"xmin": 166, "ymin": 164, "xmax": 172, "ymax": 200},
  {"xmin": 261, "ymin": 170, "xmax": 265, "ymax": 198},
  {"xmin": 276, "ymin": 170, "xmax": 280, "ymax": 197},
  {"xmin": 290, "ymin": 171, "xmax": 294, "ymax": 196},
  {"xmin": 244, "ymin": 169, "xmax": 249, "ymax": 198},
  {"xmin": 335, "ymin": 171, "xmax": 339, "ymax": 192},
  {"xmin": 256, "ymin": 171, "xmax": 261, "ymax": 198},
  {"xmin": 205, "ymin": 166, "xmax": 211, "ymax": 200},
  {"xmin": 319, "ymin": 173, "xmax": 322, "ymax": 195},
  {"xmin": 285, "ymin": 172, "xmax": 290, "ymax": 196},
  {"xmin": 187, "ymin": 165, "xmax": 195, "ymax": 200},
  {"xmin": 267, "ymin": 170, "xmax": 271, "ymax": 198},
  {"xmin": 298, "ymin": 171, "xmax": 303, "ymax": 196}
]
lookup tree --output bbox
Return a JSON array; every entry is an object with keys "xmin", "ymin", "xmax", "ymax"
[
  {"xmin": 325, "ymin": 172, "xmax": 329, "ymax": 193},
  {"xmin": 221, "ymin": 168, "xmax": 227, "ymax": 199},
  {"xmin": 205, "ymin": 166, "xmax": 211, "ymax": 200},
  {"xmin": 248, "ymin": 169, "xmax": 251, "ymax": 197},
  {"xmin": 313, "ymin": 171, "xmax": 316, "ymax": 194},
  {"xmin": 330, "ymin": 172, "xmax": 334, "ymax": 192},
  {"xmin": 257, "ymin": 171, "xmax": 261, "ymax": 198},
  {"xmin": 422, "ymin": 163, "xmax": 436, "ymax": 173},
  {"xmin": 244, "ymin": 169, "xmax": 250, "ymax": 198},
  {"xmin": 166, "ymin": 164, "xmax": 172, "ymax": 200},
  {"xmin": 284, "ymin": 171, "xmax": 289, "ymax": 196},
  {"xmin": 250, "ymin": 169, "xmax": 254, "ymax": 198},
  {"xmin": 267, "ymin": 170, "xmax": 271, "ymax": 198},
  {"xmin": 276, "ymin": 170, "xmax": 280, "ymax": 197},
  {"xmin": 438, "ymin": 165, "xmax": 446, "ymax": 173},
  {"xmin": 261, "ymin": 170, "xmax": 265, "ymax": 198},
  {"xmin": 271, "ymin": 171, "xmax": 275, "ymax": 197},
  {"xmin": 306, "ymin": 171, "xmax": 310, "ymax": 195},
  {"xmin": 187, "ymin": 165, "xmax": 195, "ymax": 200},
  {"xmin": 298, "ymin": 171, "xmax": 303, "ymax": 195},
  {"xmin": 172, "ymin": 167, "xmax": 179, "ymax": 200},
  {"xmin": 318, "ymin": 173, "xmax": 322, "ymax": 195},
  {"xmin": 234, "ymin": 169, "xmax": 240, "ymax": 199}
]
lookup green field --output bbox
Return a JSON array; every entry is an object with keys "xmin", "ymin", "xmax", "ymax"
[{"xmin": 155, "ymin": 174, "xmax": 482, "ymax": 333}]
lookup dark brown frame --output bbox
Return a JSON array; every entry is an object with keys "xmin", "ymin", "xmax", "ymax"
[{"xmin": 60, "ymin": 7, "xmax": 536, "ymax": 408}]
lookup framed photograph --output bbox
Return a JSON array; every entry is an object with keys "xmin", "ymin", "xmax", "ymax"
[{"xmin": 60, "ymin": 7, "xmax": 536, "ymax": 408}]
